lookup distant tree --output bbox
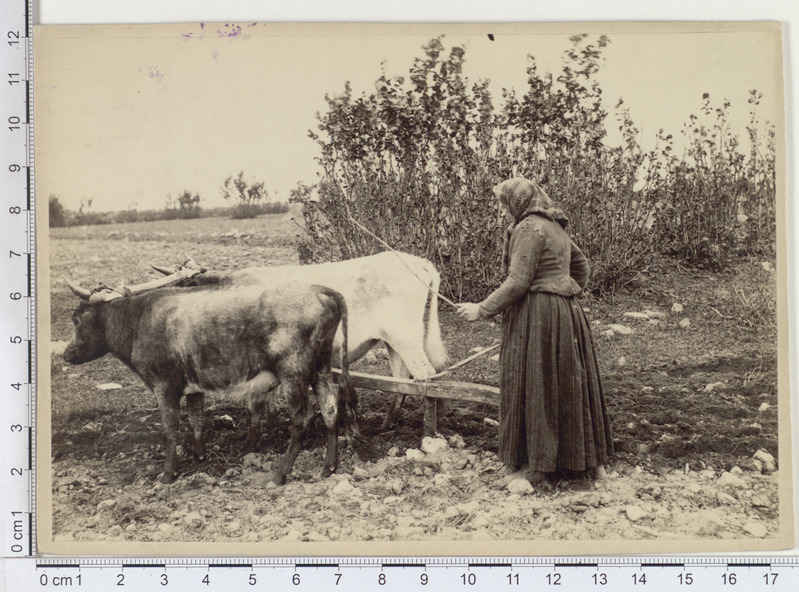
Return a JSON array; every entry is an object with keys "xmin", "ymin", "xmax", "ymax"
[
  {"xmin": 73, "ymin": 197, "xmax": 109, "ymax": 226},
  {"xmin": 49, "ymin": 194, "xmax": 68, "ymax": 227},
  {"xmin": 222, "ymin": 171, "xmax": 269, "ymax": 219},
  {"xmin": 177, "ymin": 190, "xmax": 202, "ymax": 219},
  {"xmin": 163, "ymin": 193, "xmax": 179, "ymax": 220}
]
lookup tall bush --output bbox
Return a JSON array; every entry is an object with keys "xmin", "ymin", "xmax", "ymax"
[
  {"xmin": 301, "ymin": 39, "xmax": 505, "ymax": 300},
  {"xmin": 299, "ymin": 35, "xmax": 776, "ymax": 299},
  {"xmin": 497, "ymin": 35, "xmax": 657, "ymax": 293}
]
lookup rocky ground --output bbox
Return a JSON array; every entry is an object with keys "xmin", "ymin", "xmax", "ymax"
[
  {"xmin": 52, "ymin": 431, "xmax": 779, "ymax": 543},
  {"xmin": 47, "ymin": 216, "xmax": 782, "ymax": 546}
]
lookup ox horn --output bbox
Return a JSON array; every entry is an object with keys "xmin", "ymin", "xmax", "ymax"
[
  {"xmin": 150, "ymin": 264, "xmax": 175, "ymax": 276},
  {"xmin": 125, "ymin": 266, "xmax": 203, "ymax": 294},
  {"xmin": 65, "ymin": 279, "xmax": 93, "ymax": 300}
]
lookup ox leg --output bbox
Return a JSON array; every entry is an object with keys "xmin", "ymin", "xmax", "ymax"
[
  {"xmin": 383, "ymin": 344, "xmax": 445, "ymax": 434},
  {"xmin": 249, "ymin": 399, "xmax": 266, "ymax": 446},
  {"xmin": 185, "ymin": 392, "xmax": 206, "ymax": 460},
  {"xmin": 383, "ymin": 345, "xmax": 411, "ymax": 429},
  {"xmin": 155, "ymin": 384, "xmax": 181, "ymax": 483},
  {"xmin": 313, "ymin": 370, "xmax": 339, "ymax": 478},
  {"xmin": 271, "ymin": 381, "xmax": 308, "ymax": 486}
]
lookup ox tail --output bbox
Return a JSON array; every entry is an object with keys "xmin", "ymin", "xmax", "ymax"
[
  {"xmin": 423, "ymin": 259, "xmax": 450, "ymax": 372},
  {"xmin": 317, "ymin": 286, "xmax": 361, "ymax": 442}
]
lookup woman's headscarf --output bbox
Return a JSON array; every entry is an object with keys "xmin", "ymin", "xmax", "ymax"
[
  {"xmin": 493, "ymin": 177, "xmax": 568, "ymax": 228},
  {"xmin": 494, "ymin": 177, "xmax": 568, "ymax": 274}
]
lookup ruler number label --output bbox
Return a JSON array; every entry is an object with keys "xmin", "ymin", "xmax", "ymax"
[
  {"xmin": 421, "ymin": 573, "xmax": 429, "ymax": 586},
  {"xmin": 117, "ymin": 573, "xmax": 124, "ymax": 586},
  {"xmin": 161, "ymin": 574, "xmax": 168, "ymax": 586},
  {"xmin": 10, "ymin": 206, "xmax": 22, "ymax": 214},
  {"xmin": 507, "ymin": 573, "xmax": 519, "ymax": 585},
  {"xmin": 593, "ymin": 573, "xmax": 608, "ymax": 586},
  {"xmin": 8, "ymin": 73, "xmax": 20, "ymax": 85},
  {"xmin": 461, "ymin": 573, "xmax": 477, "ymax": 585},
  {"xmin": 679, "ymin": 573, "xmax": 693, "ymax": 585},
  {"xmin": 764, "ymin": 573, "xmax": 778, "ymax": 585},
  {"xmin": 202, "ymin": 574, "xmax": 210, "ymax": 586},
  {"xmin": 378, "ymin": 573, "xmax": 386, "ymax": 586},
  {"xmin": 632, "ymin": 573, "xmax": 647, "ymax": 585},
  {"xmin": 334, "ymin": 573, "xmax": 342, "ymax": 586},
  {"xmin": 7, "ymin": 31, "xmax": 20, "ymax": 46},
  {"xmin": 39, "ymin": 574, "xmax": 82, "ymax": 586},
  {"xmin": 292, "ymin": 574, "xmax": 300, "ymax": 586},
  {"xmin": 547, "ymin": 573, "xmax": 562, "ymax": 586},
  {"xmin": 248, "ymin": 573, "xmax": 255, "ymax": 586},
  {"xmin": 10, "ymin": 510, "xmax": 25, "ymax": 551},
  {"xmin": 722, "ymin": 573, "xmax": 737, "ymax": 585},
  {"xmin": 8, "ymin": 116, "xmax": 21, "ymax": 131}
]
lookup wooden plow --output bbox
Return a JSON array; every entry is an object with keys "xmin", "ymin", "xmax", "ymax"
[{"xmin": 332, "ymin": 344, "xmax": 500, "ymax": 436}]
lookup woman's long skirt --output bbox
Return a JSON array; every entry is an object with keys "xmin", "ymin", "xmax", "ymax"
[{"xmin": 499, "ymin": 291, "xmax": 613, "ymax": 472}]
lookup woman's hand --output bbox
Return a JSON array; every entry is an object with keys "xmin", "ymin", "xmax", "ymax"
[{"xmin": 456, "ymin": 303, "xmax": 483, "ymax": 322}]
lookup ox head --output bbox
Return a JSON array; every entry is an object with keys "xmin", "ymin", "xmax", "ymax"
[
  {"xmin": 62, "ymin": 267, "xmax": 203, "ymax": 364},
  {"xmin": 62, "ymin": 280, "xmax": 121, "ymax": 364},
  {"xmin": 63, "ymin": 303, "xmax": 108, "ymax": 364}
]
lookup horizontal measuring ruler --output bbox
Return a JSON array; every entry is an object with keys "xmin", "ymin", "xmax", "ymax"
[
  {"xmin": 2, "ymin": 4, "xmax": 798, "ymax": 591},
  {"xmin": 3, "ymin": 557, "xmax": 799, "ymax": 590}
]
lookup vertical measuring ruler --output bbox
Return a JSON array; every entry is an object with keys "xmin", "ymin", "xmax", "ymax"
[{"xmin": 0, "ymin": 0, "xmax": 35, "ymax": 564}]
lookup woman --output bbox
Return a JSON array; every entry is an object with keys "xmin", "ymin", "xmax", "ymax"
[{"xmin": 457, "ymin": 178, "xmax": 612, "ymax": 485}]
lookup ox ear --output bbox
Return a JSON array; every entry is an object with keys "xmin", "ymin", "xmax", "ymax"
[
  {"xmin": 181, "ymin": 256, "xmax": 205, "ymax": 273},
  {"xmin": 64, "ymin": 279, "xmax": 92, "ymax": 300}
]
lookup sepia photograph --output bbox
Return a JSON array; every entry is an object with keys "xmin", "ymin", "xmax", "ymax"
[{"xmin": 35, "ymin": 22, "xmax": 791, "ymax": 555}]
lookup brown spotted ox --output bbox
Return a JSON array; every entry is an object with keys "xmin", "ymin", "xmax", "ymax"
[
  {"xmin": 152, "ymin": 251, "xmax": 450, "ymax": 427},
  {"xmin": 63, "ymin": 280, "xmax": 359, "ymax": 485}
]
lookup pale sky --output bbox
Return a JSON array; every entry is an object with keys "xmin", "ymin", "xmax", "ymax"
[{"xmin": 35, "ymin": 24, "xmax": 779, "ymax": 213}]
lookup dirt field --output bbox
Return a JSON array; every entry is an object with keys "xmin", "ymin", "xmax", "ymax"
[{"xmin": 47, "ymin": 215, "xmax": 781, "ymax": 544}]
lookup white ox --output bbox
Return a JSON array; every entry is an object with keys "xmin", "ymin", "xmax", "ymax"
[{"xmin": 154, "ymin": 251, "xmax": 450, "ymax": 427}]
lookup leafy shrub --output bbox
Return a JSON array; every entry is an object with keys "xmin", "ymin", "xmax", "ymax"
[
  {"xmin": 300, "ymin": 39, "xmax": 505, "ymax": 300},
  {"xmin": 298, "ymin": 35, "xmax": 776, "ymax": 299}
]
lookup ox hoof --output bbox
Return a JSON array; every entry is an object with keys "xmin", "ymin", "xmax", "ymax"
[
  {"xmin": 269, "ymin": 472, "xmax": 287, "ymax": 487},
  {"xmin": 159, "ymin": 472, "xmax": 177, "ymax": 484},
  {"xmin": 380, "ymin": 418, "xmax": 398, "ymax": 430}
]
